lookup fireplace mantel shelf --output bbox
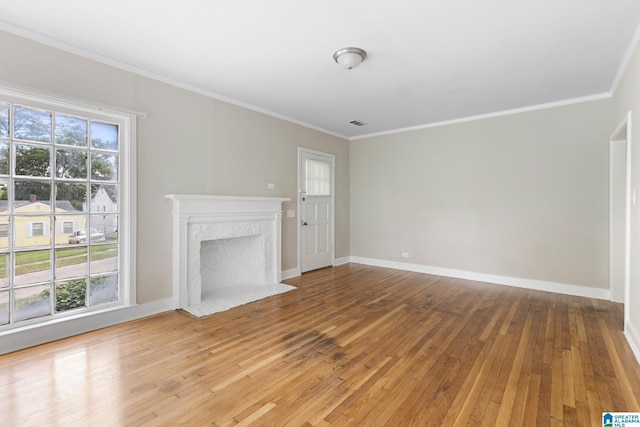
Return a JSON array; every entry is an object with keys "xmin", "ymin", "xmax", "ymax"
[
  {"xmin": 165, "ymin": 194, "xmax": 290, "ymax": 217},
  {"xmin": 165, "ymin": 194, "xmax": 290, "ymax": 203}
]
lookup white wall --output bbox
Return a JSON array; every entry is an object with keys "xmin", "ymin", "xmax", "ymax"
[
  {"xmin": 0, "ymin": 30, "xmax": 350, "ymax": 306},
  {"xmin": 351, "ymin": 99, "xmax": 611, "ymax": 292},
  {"xmin": 612, "ymin": 36, "xmax": 640, "ymax": 360}
]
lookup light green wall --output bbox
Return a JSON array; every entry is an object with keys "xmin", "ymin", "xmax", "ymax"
[
  {"xmin": 0, "ymin": 30, "xmax": 350, "ymax": 304},
  {"xmin": 351, "ymin": 99, "xmax": 612, "ymax": 289}
]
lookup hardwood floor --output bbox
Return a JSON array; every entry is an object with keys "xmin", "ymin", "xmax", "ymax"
[{"xmin": 2, "ymin": 263, "xmax": 640, "ymax": 426}]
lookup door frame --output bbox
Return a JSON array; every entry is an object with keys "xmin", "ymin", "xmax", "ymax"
[
  {"xmin": 297, "ymin": 147, "xmax": 336, "ymax": 274},
  {"xmin": 610, "ymin": 111, "xmax": 632, "ymax": 326}
]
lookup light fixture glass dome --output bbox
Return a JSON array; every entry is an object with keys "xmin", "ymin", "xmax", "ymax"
[{"xmin": 333, "ymin": 47, "xmax": 367, "ymax": 70}]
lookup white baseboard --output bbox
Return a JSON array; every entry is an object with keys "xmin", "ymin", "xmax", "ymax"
[
  {"xmin": 0, "ymin": 297, "xmax": 174, "ymax": 355},
  {"xmin": 282, "ymin": 268, "xmax": 301, "ymax": 280},
  {"xmin": 282, "ymin": 257, "xmax": 350, "ymax": 279},
  {"xmin": 625, "ymin": 321, "xmax": 640, "ymax": 365},
  {"xmin": 349, "ymin": 256, "xmax": 611, "ymax": 300},
  {"xmin": 334, "ymin": 256, "xmax": 350, "ymax": 266}
]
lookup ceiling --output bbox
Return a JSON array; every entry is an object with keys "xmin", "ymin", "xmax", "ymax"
[{"xmin": 1, "ymin": 1, "xmax": 640, "ymax": 139}]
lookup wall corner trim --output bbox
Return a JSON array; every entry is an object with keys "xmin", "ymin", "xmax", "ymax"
[
  {"xmin": 282, "ymin": 268, "xmax": 301, "ymax": 280},
  {"xmin": 334, "ymin": 257, "xmax": 351, "ymax": 266},
  {"xmin": 625, "ymin": 321, "xmax": 640, "ymax": 365}
]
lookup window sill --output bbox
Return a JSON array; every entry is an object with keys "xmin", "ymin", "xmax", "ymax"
[{"xmin": 0, "ymin": 297, "xmax": 173, "ymax": 355}]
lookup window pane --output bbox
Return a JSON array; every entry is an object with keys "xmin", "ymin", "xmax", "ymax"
[
  {"xmin": 0, "ymin": 290, "xmax": 8, "ymax": 325},
  {"xmin": 0, "ymin": 216, "xmax": 8, "ymax": 251},
  {"xmin": 56, "ymin": 182, "xmax": 87, "ymax": 212},
  {"xmin": 56, "ymin": 247, "xmax": 87, "ymax": 280},
  {"xmin": 90, "ymin": 275, "xmax": 118, "ymax": 305},
  {"xmin": 15, "ymin": 144, "xmax": 51, "ymax": 177},
  {"xmin": 55, "ymin": 114, "xmax": 87, "ymax": 147},
  {"xmin": 14, "ymin": 250, "xmax": 51, "ymax": 286},
  {"xmin": 0, "ymin": 253, "xmax": 7, "ymax": 288},
  {"xmin": 0, "ymin": 141, "xmax": 8, "ymax": 175},
  {"xmin": 13, "ymin": 106, "xmax": 51, "ymax": 143},
  {"xmin": 15, "ymin": 180, "xmax": 51, "ymax": 212},
  {"xmin": 55, "ymin": 215, "xmax": 86, "ymax": 246},
  {"xmin": 0, "ymin": 178, "xmax": 7, "ymax": 205},
  {"xmin": 55, "ymin": 148, "xmax": 87, "ymax": 179},
  {"xmin": 14, "ymin": 216, "xmax": 51, "ymax": 249},
  {"xmin": 91, "ymin": 153, "xmax": 118, "ymax": 181},
  {"xmin": 91, "ymin": 214, "xmax": 117, "ymax": 240},
  {"xmin": 89, "ymin": 213, "xmax": 117, "ymax": 275},
  {"xmin": 90, "ymin": 122, "xmax": 118, "ymax": 150},
  {"xmin": 305, "ymin": 159, "xmax": 331, "ymax": 196},
  {"xmin": 0, "ymin": 103, "xmax": 8, "ymax": 139},
  {"xmin": 55, "ymin": 279, "xmax": 86, "ymax": 313},
  {"xmin": 14, "ymin": 284, "xmax": 51, "ymax": 321},
  {"xmin": 90, "ymin": 242, "xmax": 118, "ymax": 276},
  {"xmin": 90, "ymin": 184, "xmax": 118, "ymax": 213}
]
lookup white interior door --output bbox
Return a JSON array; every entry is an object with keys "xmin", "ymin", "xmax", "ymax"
[{"xmin": 299, "ymin": 148, "xmax": 334, "ymax": 273}]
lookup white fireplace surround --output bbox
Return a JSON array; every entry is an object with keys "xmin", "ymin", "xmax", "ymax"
[{"xmin": 165, "ymin": 195, "xmax": 290, "ymax": 311}]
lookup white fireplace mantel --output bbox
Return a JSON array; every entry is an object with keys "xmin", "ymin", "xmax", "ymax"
[{"xmin": 165, "ymin": 194, "xmax": 290, "ymax": 310}]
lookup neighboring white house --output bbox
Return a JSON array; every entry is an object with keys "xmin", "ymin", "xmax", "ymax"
[{"xmin": 86, "ymin": 185, "xmax": 117, "ymax": 235}]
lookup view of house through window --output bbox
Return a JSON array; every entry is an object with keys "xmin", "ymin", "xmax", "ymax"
[{"xmin": 0, "ymin": 99, "xmax": 123, "ymax": 328}]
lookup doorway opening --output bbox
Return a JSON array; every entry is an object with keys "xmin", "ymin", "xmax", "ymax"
[{"xmin": 610, "ymin": 111, "xmax": 632, "ymax": 327}]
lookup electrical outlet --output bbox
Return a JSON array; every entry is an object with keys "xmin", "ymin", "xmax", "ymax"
[
  {"xmin": 287, "ymin": 209, "xmax": 295, "ymax": 218},
  {"xmin": 401, "ymin": 252, "xmax": 409, "ymax": 258},
  {"xmin": 267, "ymin": 183, "xmax": 275, "ymax": 190}
]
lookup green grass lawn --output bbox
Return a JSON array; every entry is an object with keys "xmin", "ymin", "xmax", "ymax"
[{"xmin": 0, "ymin": 244, "xmax": 117, "ymax": 276}]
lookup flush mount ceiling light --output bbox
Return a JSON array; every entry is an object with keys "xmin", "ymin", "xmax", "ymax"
[{"xmin": 333, "ymin": 47, "xmax": 367, "ymax": 70}]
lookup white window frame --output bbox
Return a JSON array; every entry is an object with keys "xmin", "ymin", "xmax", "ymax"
[{"xmin": 0, "ymin": 84, "xmax": 137, "ymax": 333}]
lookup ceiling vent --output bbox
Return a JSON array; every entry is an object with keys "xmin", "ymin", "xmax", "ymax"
[{"xmin": 349, "ymin": 120, "xmax": 367, "ymax": 127}]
